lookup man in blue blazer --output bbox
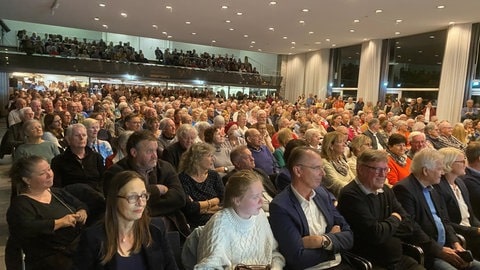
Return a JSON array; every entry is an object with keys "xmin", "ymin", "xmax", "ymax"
[
  {"xmin": 393, "ymin": 148, "xmax": 480, "ymax": 270},
  {"xmin": 269, "ymin": 147, "xmax": 354, "ymax": 270}
]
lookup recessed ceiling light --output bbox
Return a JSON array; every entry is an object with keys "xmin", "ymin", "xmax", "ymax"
[
  {"xmin": 363, "ymin": 38, "xmax": 368, "ymax": 41},
  {"xmin": 185, "ymin": 21, "xmax": 191, "ymax": 25},
  {"xmin": 353, "ymin": 19, "xmax": 360, "ymax": 23},
  {"xmin": 396, "ymin": 19, "xmax": 403, "ymax": 23},
  {"xmin": 251, "ymin": 41, "xmax": 256, "ymax": 44},
  {"xmin": 308, "ymin": 31, "xmax": 314, "ymax": 34},
  {"xmin": 120, "ymin": 12, "xmax": 127, "ymax": 17},
  {"xmin": 212, "ymin": 40, "xmax": 216, "ymax": 43},
  {"xmin": 302, "ymin": 8, "xmax": 309, "ymax": 12},
  {"xmin": 396, "ymin": 46, "xmax": 401, "ymax": 49},
  {"xmin": 349, "ymin": 29, "xmax": 355, "ymax": 33},
  {"xmin": 244, "ymin": 34, "xmax": 249, "ymax": 38},
  {"xmin": 449, "ymin": 21, "xmax": 455, "ymax": 25},
  {"xmin": 332, "ymin": 44, "xmax": 337, "ymax": 47},
  {"xmin": 152, "ymin": 24, "xmax": 158, "ymax": 29},
  {"xmin": 308, "ymin": 49, "xmax": 312, "ymax": 51},
  {"xmin": 418, "ymin": 50, "xmax": 423, "ymax": 53},
  {"xmin": 283, "ymin": 36, "xmax": 288, "ymax": 39},
  {"xmin": 288, "ymin": 53, "xmax": 292, "ymax": 55},
  {"xmin": 258, "ymin": 49, "xmax": 262, "ymax": 51},
  {"xmin": 162, "ymin": 31, "xmax": 167, "ymax": 35},
  {"xmin": 429, "ymin": 35, "xmax": 435, "ymax": 39},
  {"xmin": 375, "ymin": 9, "xmax": 383, "ymax": 13},
  {"xmin": 291, "ymin": 41, "xmax": 296, "ymax": 44},
  {"xmin": 437, "ymin": 5, "xmax": 445, "ymax": 9},
  {"xmin": 94, "ymin": 17, "xmax": 100, "ymax": 21},
  {"xmin": 291, "ymin": 46, "xmax": 295, "ymax": 49},
  {"xmin": 395, "ymin": 31, "xmax": 400, "ymax": 35},
  {"xmin": 192, "ymin": 32, "xmax": 196, "ymax": 35},
  {"xmin": 269, "ymin": 1, "xmax": 277, "ymax": 5},
  {"xmin": 326, "ymin": 38, "xmax": 331, "ymax": 42},
  {"xmin": 221, "ymin": 5, "xmax": 228, "ymax": 9},
  {"xmin": 250, "ymin": 45, "xmax": 254, "ymax": 48},
  {"xmin": 225, "ymin": 20, "xmax": 231, "ymax": 23},
  {"xmin": 99, "ymin": 3, "xmax": 106, "ymax": 7},
  {"xmin": 315, "ymin": 41, "xmax": 321, "ymax": 44},
  {"xmin": 299, "ymin": 20, "xmax": 305, "ymax": 24},
  {"xmin": 269, "ymin": 27, "xmax": 275, "ymax": 31},
  {"xmin": 167, "ymin": 35, "xmax": 172, "ymax": 39},
  {"xmin": 435, "ymin": 54, "xmax": 439, "ymax": 57},
  {"xmin": 236, "ymin": 12, "xmax": 243, "ymax": 15},
  {"xmin": 102, "ymin": 24, "xmax": 108, "ymax": 29},
  {"xmin": 229, "ymin": 28, "xmax": 235, "ymax": 31},
  {"xmin": 166, "ymin": 5, "xmax": 172, "ymax": 9}
]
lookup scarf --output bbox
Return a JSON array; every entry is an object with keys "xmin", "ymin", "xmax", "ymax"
[
  {"xmin": 387, "ymin": 149, "xmax": 407, "ymax": 167},
  {"xmin": 331, "ymin": 156, "xmax": 349, "ymax": 176}
]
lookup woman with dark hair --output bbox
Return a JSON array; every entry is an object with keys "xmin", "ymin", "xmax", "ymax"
[
  {"xmin": 145, "ymin": 117, "xmax": 161, "ymax": 139},
  {"xmin": 74, "ymin": 170, "xmax": 178, "ymax": 269},
  {"xmin": 386, "ymin": 133, "xmax": 411, "ymax": 186},
  {"xmin": 43, "ymin": 112, "xmax": 67, "ymax": 149},
  {"xmin": 7, "ymin": 155, "xmax": 87, "ymax": 270},
  {"xmin": 178, "ymin": 142, "xmax": 224, "ymax": 228},
  {"xmin": 326, "ymin": 114, "xmax": 343, "ymax": 132}
]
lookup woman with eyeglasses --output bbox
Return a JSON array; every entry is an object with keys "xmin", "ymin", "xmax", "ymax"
[
  {"xmin": 74, "ymin": 170, "xmax": 178, "ymax": 270},
  {"xmin": 178, "ymin": 142, "xmax": 224, "ymax": 228},
  {"xmin": 7, "ymin": 155, "xmax": 87, "ymax": 270},
  {"xmin": 14, "ymin": 119, "xmax": 60, "ymax": 163},
  {"xmin": 386, "ymin": 134, "xmax": 412, "ymax": 186},
  {"xmin": 435, "ymin": 147, "xmax": 480, "ymax": 260}
]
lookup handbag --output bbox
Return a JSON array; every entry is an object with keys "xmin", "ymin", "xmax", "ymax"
[{"xmin": 234, "ymin": 264, "xmax": 271, "ymax": 270}]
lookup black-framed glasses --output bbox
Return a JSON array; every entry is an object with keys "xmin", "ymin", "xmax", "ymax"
[
  {"xmin": 362, "ymin": 164, "xmax": 390, "ymax": 175},
  {"xmin": 117, "ymin": 193, "xmax": 150, "ymax": 204},
  {"xmin": 298, "ymin": 164, "xmax": 324, "ymax": 172}
]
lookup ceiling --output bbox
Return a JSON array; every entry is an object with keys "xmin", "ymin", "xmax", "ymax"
[{"xmin": 1, "ymin": 0, "xmax": 480, "ymax": 55}]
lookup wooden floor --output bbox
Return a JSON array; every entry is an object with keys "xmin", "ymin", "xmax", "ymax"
[{"xmin": 0, "ymin": 117, "xmax": 13, "ymax": 270}]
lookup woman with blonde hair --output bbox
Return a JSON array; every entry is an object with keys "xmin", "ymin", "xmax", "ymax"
[
  {"xmin": 347, "ymin": 135, "xmax": 372, "ymax": 176},
  {"xmin": 452, "ymin": 123, "xmax": 469, "ymax": 144},
  {"xmin": 183, "ymin": 170, "xmax": 285, "ymax": 270},
  {"xmin": 321, "ymin": 131, "xmax": 355, "ymax": 197},
  {"xmin": 178, "ymin": 142, "xmax": 224, "ymax": 228}
]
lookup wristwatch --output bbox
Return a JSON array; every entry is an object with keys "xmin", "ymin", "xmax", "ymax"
[
  {"xmin": 224, "ymin": 167, "xmax": 229, "ymax": 173},
  {"xmin": 322, "ymin": 235, "xmax": 331, "ymax": 249}
]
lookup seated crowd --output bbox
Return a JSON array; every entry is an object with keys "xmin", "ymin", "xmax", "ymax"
[
  {"xmin": 16, "ymin": 30, "xmax": 260, "ymax": 73},
  {"xmin": 4, "ymin": 86, "xmax": 480, "ymax": 270}
]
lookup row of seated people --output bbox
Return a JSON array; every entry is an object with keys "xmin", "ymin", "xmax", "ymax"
[
  {"xmin": 8, "ymin": 132, "xmax": 478, "ymax": 269},
  {"xmin": 17, "ymin": 30, "xmax": 260, "ymax": 73}
]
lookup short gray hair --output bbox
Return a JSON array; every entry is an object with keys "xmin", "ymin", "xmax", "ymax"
[{"xmin": 410, "ymin": 148, "xmax": 442, "ymax": 175}]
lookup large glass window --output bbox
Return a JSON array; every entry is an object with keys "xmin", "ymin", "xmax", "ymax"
[
  {"xmin": 331, "ymin": 45, "xmax": 361, "ymax": 88},
  {"xmin": 387, "ymin": 30, "xmax": 447, "ymax": 88}
]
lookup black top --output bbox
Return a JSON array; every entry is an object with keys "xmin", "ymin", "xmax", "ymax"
[{"xmin": 7, "ymin": 188, "xmax": 86, "ymax": 268}]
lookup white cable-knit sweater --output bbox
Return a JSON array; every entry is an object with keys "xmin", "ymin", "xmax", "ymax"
[{"xmin": 194, "ymin": 208, "xmax": 285, "ymax": 270}]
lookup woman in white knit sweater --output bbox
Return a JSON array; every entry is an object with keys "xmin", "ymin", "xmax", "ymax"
[{"xmin": 187, "ymin": 170, "xmax": 285, "ymax": 270}]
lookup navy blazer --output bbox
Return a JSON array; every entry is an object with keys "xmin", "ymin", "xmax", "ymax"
[
  {"xmin": 393, "ymin": 174, "xmax": 459, "ymax": 253},
  {"xmin": 461, "ymin": 167, "xmax": 480, "ymax": 220},
  {"xmin": 269, "ymin": 185, "xmax": 353, "ymax": 270},
  {"xmin": 73, "ymin": 222, "xmax": 178, "ymax": 270},
  {"xmin": 434, "ymin": 176, "xmax": 480, "ymax": 238}
]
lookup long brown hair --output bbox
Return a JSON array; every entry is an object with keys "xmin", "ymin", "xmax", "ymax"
[{"xmin": 102, "ymin": 171, "xmax": 152, "ymax": 264}]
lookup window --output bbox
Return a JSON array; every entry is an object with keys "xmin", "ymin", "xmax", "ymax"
[{"xmin": 331, "ymin": 45, "xmax": 361, "ymax": 88}]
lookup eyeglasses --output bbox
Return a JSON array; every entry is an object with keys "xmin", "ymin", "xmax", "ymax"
[
  {"xmin": 297, "ymin": 164, "xmax": 324, "ymax": 172},
  {"xmin": 362, "ymin": 164, "xmax": 390, "ymax": 175},
  {"xmin": 117, "ymin": 193, "xmax": 150, "ymax": 204}
]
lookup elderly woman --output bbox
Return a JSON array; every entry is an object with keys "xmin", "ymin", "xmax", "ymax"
[
  {"xmin": 43, "ymin": 113, "xmax": 67, "ymax": 150},
  {"xmin": 386, "ymin": 133, "xmax": 412, "ymax": 186},
  {"xmin": 178, "ymin": 142, "xmax": 225, "ymax": 228},
  {"xmin": 436, "ymin": 147, "xmax": 480, "ymax": 259},
  {"xmin": 204, "ymin": 127, "xmax": 235, "ymax": 177},
  {"xmin": 348, "ymin": 115, "xmax": 363, "ymax": 141},
  {"xmin": 273, "ymin": 128, "xmax": 294, "ymax": 169},
  {"xmin": 321, "ymin": 131, "xmax": 355, "ymax": 197},
  {"xmin": 183, "ymin": 170, "xmax": 285, "ymax": 270},
  {"xmin": 347, "ymin": 135, "xmax": 372, "ymax": 177},
  {"xmin": 162, "ymin": 124, "xmax": 198, "ymax": 170},
  {"xmin": 74, "ymin": 171, "xmax": 177, "ymax": 269},
  {"xmin": 15, "ymin": 119, "xmax": 60, "ymax": 163},
  {"xmin": 304, "ymin": 128, "xmax": 322, "ymax": 150},
  {"xmin": 83, "ymin": 118, "xmax": 113, "ymax": 163},
  {"xmin": 7, "ymin": 156, "xmax": 87, "ymax": 270},
  {"xmin": 223, "ymin": 122, "xmax": 246, "ymax": 151}
]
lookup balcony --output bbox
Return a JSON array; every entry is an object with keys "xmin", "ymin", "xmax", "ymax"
[{"xmin": 0, "ymin": 50, "xmax": 282, "ymax": 89}]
